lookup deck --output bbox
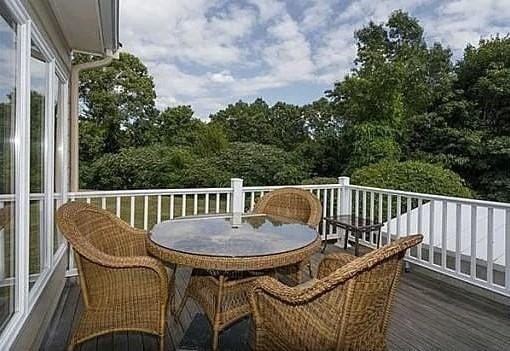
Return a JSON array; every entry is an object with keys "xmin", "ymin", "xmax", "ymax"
[{"xmin": 41, "ymin": 245, "xmax": 510, "ymax": 351}]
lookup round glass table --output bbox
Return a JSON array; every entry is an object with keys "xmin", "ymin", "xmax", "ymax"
[
  {"xmin": 148, "ymin": 214, "xmax": 320, "ymax": 270},
  {"xmin": 147, "ymin": 214, "xmax": 321, "ymax": 350}
]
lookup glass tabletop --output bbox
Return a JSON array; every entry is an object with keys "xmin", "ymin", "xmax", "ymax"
[{"xmin": 149, "ymin": 214, "xmax": 318, "ymax": 258}]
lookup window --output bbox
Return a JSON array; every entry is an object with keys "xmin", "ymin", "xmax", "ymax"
[
  {"xmin": 0, "ymin": 6, "xmax": 17, "ymax": 332},
  {"xmin": 29, "ymin": 42, "xmax": 48, "ymax": 290}
]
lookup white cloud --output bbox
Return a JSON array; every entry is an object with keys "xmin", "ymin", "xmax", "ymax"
[{"xmin": 119, "ymin": 0, "xmax": 510, "ymax": 118}]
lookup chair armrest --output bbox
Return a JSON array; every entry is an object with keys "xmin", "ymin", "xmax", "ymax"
[
  {"xmin": 317, "ymin": 252, "xmax": 356, "ymax": 279},
  {"xmin": 250, "ymin": 276, "xmax": 326, "ymax": 305},
  {"xmin": 79, "ymin": 240, "xmax": 170, "ymax": 300}
]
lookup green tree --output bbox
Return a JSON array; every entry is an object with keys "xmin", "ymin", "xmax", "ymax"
[
  {"xmin": 77, "ymin": 52, "xmax": 158, "ymax": 162},
  {"xmin": 409, "ymin": 36, "xmax": 510, "ymax": 201}
]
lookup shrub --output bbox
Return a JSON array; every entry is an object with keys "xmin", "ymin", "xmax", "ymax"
[
  {"xmin": 351, "ymin": 160, "xmax": 473, "ymax": 198},
  {"xmin": 83, "ymin": 145, "xmax": 193, "ymax": 189},
  {"xmin": 301, "ymin": 177, "xmax": 338, "ymax": 185},
  {"xmin": 204, "ymin": 142, "xmax": 311, "ymax": 186}
]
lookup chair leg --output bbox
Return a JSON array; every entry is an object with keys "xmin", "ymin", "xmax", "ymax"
[
  {"xmin": 212, "ymin": 328, "xmax": 220, "ymax": 351},
  {"xmin": 159, "ymin": 334, "xmax": 165, "ymax": 351}
]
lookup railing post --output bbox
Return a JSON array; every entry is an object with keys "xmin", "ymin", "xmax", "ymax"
[
  {"xmin": 338, "ymin": 176, "xmax": 351, "ymax": 215},
  {"xmin": 337, "ymin": 176, "xmax": 351, "ymax": 247},
  {"xmin": 231, "ymin": 178, "xmax": 244, "ymax": 215}
]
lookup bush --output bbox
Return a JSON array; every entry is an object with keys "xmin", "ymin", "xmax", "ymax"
[
  {"xmin": 203, "ymin": 142, "xmax": 311, "ymax": 186},
  {"xmin": 351, "ymin": 160, "xmax": 473, "ymax": 198},
  {"xmin": 83, "ymin": 145, "xmax": 194, "ymax": 189},
  {"xmin": 301, "ymin": 177, "xmax": 338, "ymax": 185}
]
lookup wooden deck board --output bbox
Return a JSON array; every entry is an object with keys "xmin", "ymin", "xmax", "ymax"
[{"xmin": 41, "ymin": 246, "xmax": 510, "ymax": 351}]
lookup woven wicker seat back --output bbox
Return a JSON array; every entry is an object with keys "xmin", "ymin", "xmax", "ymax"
[
  {"xmin": 250, "ymin": 234, "xmax": 423, "ymax": 351},
  {"xmin": 56, "ymin": 202, "xmax": 169, "ymax": 351},
  {"xmin": 0, "ymin": 207, "xmax": 10, "ymax": 231},
  {"xmin": 253, "ymin": 187, "xmax": 322, "ymax": 228}
]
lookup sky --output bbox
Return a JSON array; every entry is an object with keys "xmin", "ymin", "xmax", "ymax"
[{"xmin": 120, "ymin": 0, "xmax": 510, "ymax": 119}]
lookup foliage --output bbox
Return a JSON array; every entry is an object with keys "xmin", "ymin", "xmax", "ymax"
[
  {"xmin": 351, "ymin": 161, "xmax": 473, "ymax": 198},
  {"xmin": 77, "ymin": 12, "xmax": 510, "ymax": 202},
  {"xmin": 82, "ymin": 146, "xmax": 193, "ymax": 190},
  {"xmin": 301, "ymin": 177, "xmax": 338, "ymax": 185},
  {"xmin": 409, "ymin": 36, "xmax": 510, "ymax": 201},
  {"xmin": 200, "ymin": 142, "xmax": 310, "ymax": 186},
  {"xmin": 76, "ymin": 52, "xmax": 158, "ymax": 162}
]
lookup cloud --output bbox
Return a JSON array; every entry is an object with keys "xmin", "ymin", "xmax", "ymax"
[{"xmin": 120, "ymin": 0, "xmax": 510, "ymax": 118}]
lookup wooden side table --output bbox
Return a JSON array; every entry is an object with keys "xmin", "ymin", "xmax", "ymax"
[{"xmin": 323, "ymin": 215, "xmax": 383, "ymax": 256}]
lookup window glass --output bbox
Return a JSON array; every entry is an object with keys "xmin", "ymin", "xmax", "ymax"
[
  {"xmin": 29, "ymin": 43, "xmax": 47, "ymax": 290},
  {"xmin": 0, "ymin": 8, "xmax": 17, "ymax": 332}
]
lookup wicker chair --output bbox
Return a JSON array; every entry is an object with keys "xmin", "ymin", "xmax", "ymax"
[
  {"xmin": 253, "ymin": 187, "xmax": 322, "ymax": 281},
  {"xmin": 253, "ymin": 187, "xmax": 322, "ymax": 228},
  {"xmin": 0, "ymin": 207, "xmax": 10, "ymax": 231},
  {"xmin": 56, "ymin": 202, "xmax": 171, "ymax": 351},
  {"xmin": 249, "ymin": 234, "xmax": 423, "ymax": 351}
]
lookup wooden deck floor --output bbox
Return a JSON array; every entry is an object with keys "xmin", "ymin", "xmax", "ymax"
[{"xmin": 41, "ymin": 245, "xmax": 510, "ymax": 351}]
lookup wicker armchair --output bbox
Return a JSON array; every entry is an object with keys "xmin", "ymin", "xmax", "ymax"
[
  {"xmin": 249, "ymin": 234, "xmax": 423, "ymax": 351},
  {"xmin": 56, "ymin": 202, "xmax": 171, "ymax": 351},
  {"xmin": 253, "ymin": 187, "xmax": 322, "ymax": 281},
  {"xmin": 0, "ymin": 207, "xmax": 10, "ymax": 231},
  {"xmin": 253, "ymin": 187, "xmax": 322, "ymax": 228}
]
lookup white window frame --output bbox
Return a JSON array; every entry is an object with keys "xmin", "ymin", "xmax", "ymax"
[{"xmin": 0, "ymin": 0, "xmax": 70, "ymax": 348}]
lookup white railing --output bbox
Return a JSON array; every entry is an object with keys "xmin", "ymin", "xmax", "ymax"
[
  {"xmin": 63, "ymin": 177, "xmax": 510, "ymax": 298},
  {"xmin": 347, "ymin": 184, "xmax": 510, "ymax": 297}
]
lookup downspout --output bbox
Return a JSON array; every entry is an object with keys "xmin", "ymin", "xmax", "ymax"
[{"xmin": 69, "ymin": 50, "xmax": 118, "ymax": 191}]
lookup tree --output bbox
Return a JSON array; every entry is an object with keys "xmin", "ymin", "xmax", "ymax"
[
  {"xmin": 77, "ymin": 52, "xmax": 158, "ymax": 163},
  {"xmin": 327, "ymin": 10, "xmax": 454, "ymax": 170},
  {"xmin": 409, "ymin": 36, "xmax": 510, "ymax": 201},
  {"xmin": 209, "ymin": 98, "xmax": 307, "ymax": 150}
]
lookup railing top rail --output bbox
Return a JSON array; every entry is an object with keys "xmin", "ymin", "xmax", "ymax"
[
  {"xmin": 243, "ymin": 184, "xmax": 341, "ymax": 192},
  {"xmin": 68, "ymin": 187, "xmax": 232, "ymax": 198},
  {"xmin": 347, "ymin": 184, "xmax": 510, "ymax": 209}
]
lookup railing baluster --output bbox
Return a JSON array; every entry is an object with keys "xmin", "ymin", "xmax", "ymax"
[
  {"xmin": 387, "ymin": 194, "xmax": 392, "ymax": 244},
  {"xmin": 429, "ymin": 200, "xmax": 435, "ymax": 265},
  {"xmin": 215, "ymin": 193, "xmax": 220, "ymax": 214},
  {"xmin": 322, "ymin": 189, "xmax": 327, "ymax": 239},
  {"xmin": 170, "ymin": 195, "xmax": 174, "ymax": 219},
  {"xmin": 329, "ymin": 188, "xmax": 334, "ymax": 238},
  {"xmin": 370, "ymin": 192, "xmax": 375, "ymax": 222},
  {"xmin": 101, "ymin": 197, "xmax": 106, "ymax": 209},
  {"xmin": 130, "ymin": 196, "xmax": 135, "ymax": 226},
  {"xmin": 505, "ymin": 209, "xmax": 510, "ymax": 292},
  {"xmin": 396, "ymin": 196, "xmax": 401, "ymax": 239},
  {"xmin": 157, "ymin": 195, "xmax": 162, "ymax": 223},
  {"xmin": 116, "ymin": 196, "xmax": 121, "ymax": 217},
  {"xmin": 406, "ymin": 197, "xmax": 412, "ymax": 236},
  {"xmin": 354, "ymin": 190, "xmax": 359, "ymax": 218},
  {"xmin": 470, "ymin": 205, "xmax": 477, "ymax": 278},
  {"xmin": 226, "ymin": 193, "xmax": 230, "ymax": 212},
  {"xmin": 455, "ymin": 203, "xmax": 462, "ymax": 274},
  {"xmin": 143, "ymin": 196, "xmax": 149, "ymax": 230},
  {"xmin": 86, "ymin": 197, "xmax": 91, "ymax": 204},
  {"xmin": 417, "ymin": 198, "xmax": 423, "ymax": 260},
  {"xmin": 193, "ymin": 194, "xmax": 198, "ymax": 215},
  {"xmin": 250, "ymin": 192, "xmax": 255, "ymax": 211},
  {"xmin": 441, "ymin": 200, "xmax": 448, "ymax": 269},
  {"xmin": 205, "ymin": 193, "xmax": 209, "ymax": 214},
  {"xmin": 362, "ymin": 191, "xmax": 367, "ymax": 220},
  {"xmin": 182, "ymin": 195, "xmax": 187, "ymax": 217},
  {"xmin": 378, "ymin": 193, "xmax": 383, "ymax": 224},
  {"xmin": 487, "ymin": 207, "xmax": 494, "ymax": 284}
]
